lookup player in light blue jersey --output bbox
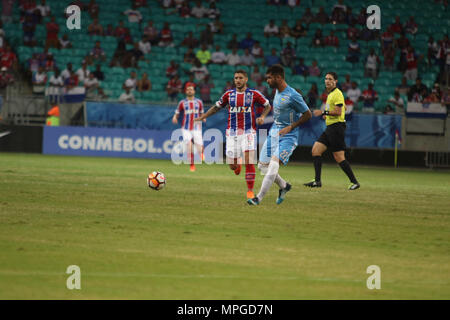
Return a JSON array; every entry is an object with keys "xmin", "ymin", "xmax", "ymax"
[{"xmin": 248, "ymin": 64, "xmax": 312, "ymax": 205}]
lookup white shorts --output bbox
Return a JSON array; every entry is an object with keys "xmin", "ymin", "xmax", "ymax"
[
  {"xmin": 225, "ymin": 133, "xmax": 257, "ymax": 159},
  {"xmin": 182, "ymin": 129, "xmax": 203, "ymax": 146}
]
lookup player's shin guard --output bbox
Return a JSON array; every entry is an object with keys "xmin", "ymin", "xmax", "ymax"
[
  {"xmin": 245, "ymin": 164, "xmax": 255, "ymax": 191},
  {"xmin": 338, "ymin": 160, "xmax": 358, "ymax": 184},
  {"xmin": 257, "ymin": 159, "xmax": 279, "ymax": 202},
  {"xmin": 313, "ymin": 156, "xmax": 322, "ymax": 182}
]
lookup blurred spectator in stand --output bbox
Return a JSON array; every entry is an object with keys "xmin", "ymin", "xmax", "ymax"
[
  {"xmin": 123, "ymin": 71, "xmax": 138, "ymax": 91},
  {"xmin": 254, "ymin": 78, "xmax": 268, "ymax": 97},
  {"xmin": 278, "ymin": 19, "xmax": 292, "ymax": 38},
  {"xmin": 223, "ymin": 80, "xmax": 234, "ymax": 91},
  {"xmin": 324, "ymin": 31, "xmax": 339, "ymax": 47},
  {"xmin": 308, "ymin": 60, "xmax": 321, "ymax": 77},
  {"xmin": 159, "ymin": 22, "xmax": 174, "ymax": 47},
  {"xmin": 92, "ymin": 64, "xmax": 104, "ymax": 81},
  {"xmin": 196, "ymin": 44, "xmax": 211, "ymax": 65},
  {"xmin": 389, "ymin": 16, "xmax": 403, "ymax": 34},
  {"xmin": 387, "ymin": 90, "xmax": 405, "ymax": 113},
  {"xmin": 191, "ymin": 0, "xmax": 207, "ymax": 18},
  {"xmin": 183, "ymin": 47, "xmax": 196, "ymax": 64},
  {"xmin": 178, "ymin": 1, "xmax": 191, "ymax": 17},
  {"xmin": 209, "ymin": 17, "xmax": 224, "ymax": 34},
  {"xmin": 23, "ymin": 13, "xmax": 37, "ymax": 47},
  {"xmin": 307, "ymin": 83, "xmax": 319, "ymax": 110},
  {"xmin": 381, "ymin": 29, "xmax": 394, "ymax": 52},
  {"xmin": 345, "ymin": 7, "xmax": 357, "ymax": 26},
  {"xmin": 76, "ymin": 62, "xmax": 90, "ymax": 84},
  {"xmin": 128, "ymin": 42, "xmax": 145, "ymax": 68},
  {"xmin": 0, "ymin": 45, "xmax": 17, "ymax": 71},
  {"xmin": 291, "ymin": 19, "xmax": 307, "ymax": 38},
  {"xmin": 292, "ymin": 57, "xmax": 309, "ymax": 77},
  {"xmin": 143, "ymin": 21, "xmax": 159, "ymax": 46},
  {"xmin": 115, "ymin": 21, "xmax": 131, "ymax": 43},
  {"xmin": 365, "ymin": 48, "xmax": 380, "ymax": 79},
  {"xmin": 211, "ymin": 45, "xmax": 227, "ymax": 64},
  {"xmin": 341, "ymin": 74, "xmax": 352, "ymax": 92},
  {"xmin": 240, "ymin": 48, "xmax": 255, "ymax": 66},
  {"xmin": 88, "ymin": 18, "xmax": 104, "ymax": 36},
  {"xmin": 58, "ymin": 34, "xmax": 72, "ymax": 49},
  {"xmin": 166, "ymin": 60, "xmax": 179, "ymax": 78},
  {"xmin": 331, "ymin": 0, "xmax": 347, "ymax": 24},
  {"xmin": 104, "ymin": 24, "xmax": 115, "ymax": 37},
  {"xmin": 137, "ymin": 72, "xmax": 152, "ymax": 92},
  {"xmin": 251, "ymin": 41, "xmax": 264, "ymax": 59},
  {"xmin": 190, "ymin": 59, "xmax": 209, "ymax": 81},
  {"xmin": 301, "ymin": 8, "xmax": 314, "ymax": 25},
  {"xmin": 314, "ymin": 7, "xmax": 329, "ymax": 24},
  {"xmin": 45, "ymin": 16, "xmax": 60, "ymax": 50},
  {"xmin": 239, "ymin": 32, "xmax": 256, "ymax": 50},
  {"xmin": 0, "ymin": 67, "xmax": 14, "ymax": 91},
  {"xmin": 199, "ymin": 75, "xmax": 214, "ymax": 103},
  {"xmin": 109, "ymin": 39, "xmax": 127, "ymax": 67},
  {"xmin": 251, "ymin": 65, "xmax": 263, "ymax": 84},
  {"xmin": 311, "ymin": 29, "xmax": 324, "ymax": 47},
  {"xmin": 408, "ymin": 78, "xmax": 428, "ymax": 102},
  {"xmin": 226, "ymin": 48, "xmax": 241, "ymax": 66},
  {"xmin": 123, "ymin": 3, "xmax": 143, "ymax": 25},
  {"xmin": 280, "ymin": 42, "xmax": 296, "ymax": 68},
  {"xmin": 264, "ymin": 20, "xmax": 279, "ymax": 38},
  {"xmin": 383, "ymin": 43, "xmax": 396, "ymax": 71},
  {"xmin": 265, "ymin": 48, "xmax": 281, "ymax": 67},
  {"xmin": 84, "ymin": 73, "xmax": 99, "ymax": 99},
  {"xmin": 1, "ymin": 0, "xmax": 14, "ymax": 23},
  {"xmin": 87, "ymin": 0, "xmax": 100, "ymax": 19},
  {"xmin": 119, "ymin": 86, "xmax": 135, "ymax": 103},
  {"xmin": 28, "ymin": 53, "xmax": 41, "ymax": 74},
  {"xmin": 32, "ymin": 66, "xmax": 47, "ymax": 94},
  {"xmin": 87, "ymin": 40, "xmax": 106, "ymax": 65},
  {"xmin": 199, "ymin": 25, "xmax": 214, "ymax": 47},
  {"xmin": 207, "ymin": 2, "xmax": 220, "ymax": 19},
  {"xmin": 361, "ymin": 83, "xmax": 378, "ymax": 109},
  {"xmin": 423, "ymin": 84, "xmax": 441, "ymax": 103},
  {"xmin": 347, "ymin": 81, "xmax": 362, "ymax": 108},
  {"xmin": 427, "ymin": 36, "xmax": 439, "ymax": 67},
  {"xmin": 61, "ymin": 63, "xmax": 73, "ymax": 81},
  {"xmin": 181, "ymin": 32, "xmax": 199, "ymax": 49},
  {"xmin": 138, "ymin": 35, "xmax": 151, "ymax": 55},
  {"xmin": 227, "ymin": 34, "xmax": 239, "ymax": 50},
  {"xmin": 36, "ymin": 0, "xmax": 51, "ymax": 22},
  {"xmin": 166, "ymin": 74, "xmax": 182, "ymax": 101},
  {"xmin": 44, "ymin": 52, "xmax": 55, "ymax": 71},
  {"xmin": 404, "ymin": 16, "xmax": 418, "ymax": 36},
  {"xmin": 396, "ymin": 77, "xmax": 410, "ymax": 96},
  {"xmin": 47, "ymin": 67, "xmax": 64, "ymax": 95},
  {"xmin": 346, "ymin": 36, "xmax": 360, "ymax": 63},
  {"xmin": 404, "ymin": 46, "xmax": 420, "ymax": 81}
]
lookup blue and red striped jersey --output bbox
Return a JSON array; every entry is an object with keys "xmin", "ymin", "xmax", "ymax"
[
  {"xmin": 175, "ymin": 98, "xmax": 204, "ymax": 131},
  {"xmin": 215, "ymin": 88, "xmax": 269, "ymax": 136}
]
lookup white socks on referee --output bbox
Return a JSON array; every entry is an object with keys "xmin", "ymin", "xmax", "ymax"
[{"xmin": 257, "ymin": 160, "xmax": 280, "ymax": 201}]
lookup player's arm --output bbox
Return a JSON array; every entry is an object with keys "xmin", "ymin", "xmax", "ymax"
[
  {"xmin": 279, "ymin": 109, "xmax": 312, "ymax": 136},
  {"xmin": 195, "ymin": 105, "xmax": 220, "ymax": 122}
]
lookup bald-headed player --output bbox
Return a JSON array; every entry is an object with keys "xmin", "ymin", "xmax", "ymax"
[{"xmin": 304, "ymin": 72, "xmax": 360, "ymax": 190}]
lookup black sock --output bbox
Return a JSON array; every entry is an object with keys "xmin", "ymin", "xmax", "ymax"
[
  {"xmin": 313, "ymin": 156, "xmax": 322, "ymax": 182},
  {"xmin": 339, "ymin": 160, "xmax": 358, "ymax": 184}
]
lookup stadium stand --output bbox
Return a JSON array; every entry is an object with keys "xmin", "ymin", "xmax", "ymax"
[{"xmin": 0, "ymin": 0, "xmax": 448, "ymax": 113}]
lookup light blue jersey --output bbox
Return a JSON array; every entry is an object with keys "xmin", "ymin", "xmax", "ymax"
[
  {"xmin": 259, "ymin": 85, "xmax": 310, "ymax": 165},
  {"xmin": 272, "ymin": 85, "xmax": 310, "ymax": 134}
]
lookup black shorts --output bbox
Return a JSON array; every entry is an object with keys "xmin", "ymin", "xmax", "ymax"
[{"xmin": 317, "ymin": 122, "xmax": 346, "ymax": 152}]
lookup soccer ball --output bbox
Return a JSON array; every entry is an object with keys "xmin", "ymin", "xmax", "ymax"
[{"xmin": 147, "ymin": 171, "xmax": 166, "ymax": 190}]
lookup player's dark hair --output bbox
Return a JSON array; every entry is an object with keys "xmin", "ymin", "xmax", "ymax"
[
  {"xmin": 234, "ymin": 69, "xmax": 248, "ymax": 77},
  {"xmin": 266, "ymin": 64, "xmax": 285, "ymax": 79},
  {"xmin": 326, "ymin": 72, "xmax": 338, "ymax": 80}
]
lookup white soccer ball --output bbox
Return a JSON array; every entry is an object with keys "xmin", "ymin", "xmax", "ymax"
[{"xmin": 147, "ymin": 171, "xmax": 166, "ymax": 190}]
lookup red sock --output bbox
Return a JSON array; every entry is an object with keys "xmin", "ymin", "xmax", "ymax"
[{"xmin": 245, "ymin": 164, "xmax": 255, "ymax": 191}]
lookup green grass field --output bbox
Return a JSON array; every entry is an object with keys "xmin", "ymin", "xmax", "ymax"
[{"xmin": 0, "ymin": 152, "xmax": 449, "ymax": 299}]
